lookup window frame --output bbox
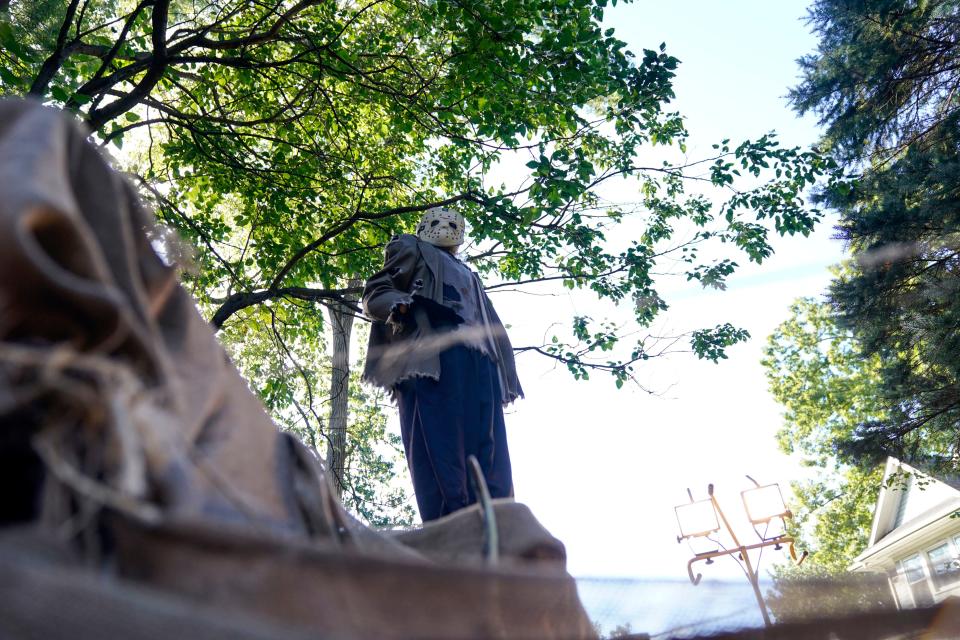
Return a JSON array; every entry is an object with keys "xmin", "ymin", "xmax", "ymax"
[
  {"xmin": 898, "ymin": 553, "xmax": 934, "ymax": 607},
  {"xmin": 925, "ymin": 538, "xmax": 960, "ymax": 593}
]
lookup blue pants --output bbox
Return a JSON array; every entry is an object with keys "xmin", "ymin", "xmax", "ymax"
[{"xmin": 396, "ymin": 345, "xmax": 513, "ymax": 522}]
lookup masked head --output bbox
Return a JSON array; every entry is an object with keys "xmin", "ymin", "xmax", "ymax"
[{"xmin": 416, "ymin": 206, "xmax": 465, "ymax": 248}]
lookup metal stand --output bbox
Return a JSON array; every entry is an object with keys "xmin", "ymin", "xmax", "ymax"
[{"xmin": 681, "ymin": 484, "xmax": 807, "ymax": 628}]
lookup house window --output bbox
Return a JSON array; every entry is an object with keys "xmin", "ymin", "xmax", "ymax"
[
  {"xmin": 899, "ymin": 554, "xmax": 934, "ymax": 607},
  {"xmin": 926, "ymin": 542, "xmax": 960, "ymax": 589},
  {"xmin": 890, "ymin": 571, "xmax": 914, "ymax": 608}
]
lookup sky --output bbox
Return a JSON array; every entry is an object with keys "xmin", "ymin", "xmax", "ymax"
[{"xmin": 477, "ymin": 0, "xmax": 845, "ymax": 583}]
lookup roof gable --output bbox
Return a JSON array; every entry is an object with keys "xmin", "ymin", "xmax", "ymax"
[{"xmin": 869, "ymin": 457, "xmax": 960, "ymax": 545}]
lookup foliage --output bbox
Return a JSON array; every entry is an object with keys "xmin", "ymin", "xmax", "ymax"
[
  {"xmin": 763, "ymin": 296, "xmax": 886, "ymax": 571},
  {"xmin": 766, "ymin": 562, "xmax": 894, "ymax": 623},
  {"xmin": 764, "ymin": 297, "xmax": 887, "ymax": 468},
  {"xmin": 763, "ymin": 296, "xmax": 898, "ymax": 621},
  {"xmin": 4, "ymin": 0, "xmax": 840, "ymax": 379},
  {"xmin": 4, "ymin": 0, "xmax": 840, "ymax": 518},
  {"xmin": 827, "ymin": 125, "xmax": 960, "ymax": 469},
  {"xmin": 219, "ymin": 299, "xmax": 414, "ymax": 526},
  {"xmin": 792, "ymin": 0, "xmax": 960, "ymax": 163},
  {"xmin": 765, "ymin": 0, "xmax": 960, "ymax": 571},
  {"xmin": 791, "ymin": 0, "xmax": 960, "ymax": 473},
  {"xmin": 340, "ymin": 368, "xmax": 416, "ymax": 526}
]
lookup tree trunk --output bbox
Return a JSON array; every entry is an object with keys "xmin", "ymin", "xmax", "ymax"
[{"xmin": 324, "ymin": 279, "xmax": 360, "ymax": 499}]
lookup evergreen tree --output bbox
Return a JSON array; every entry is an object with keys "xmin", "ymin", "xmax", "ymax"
[
  {"xmin": 792, "ymin": 0, "xmax": 960, "ymax": 164},
  {"xmin": 791, "ymin": 0, "xmax": 960, "ymax": 473},
  {"xmin": 829, "ymin": 124, "xmax": 960, "ymax": 469}
]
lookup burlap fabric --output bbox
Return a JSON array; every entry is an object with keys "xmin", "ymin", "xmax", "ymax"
[{"xmin": 0, "ymin": 99, "xmax": 593, "ymax": 639}]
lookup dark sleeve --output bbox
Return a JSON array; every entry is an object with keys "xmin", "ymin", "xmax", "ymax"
[
  {"xmin": 362, "ymin": 234, "xmax": 420, "ymax": 327},
  {"xmin": 480, "ymin": 284, "xmax": 525, "ymax": 403}
]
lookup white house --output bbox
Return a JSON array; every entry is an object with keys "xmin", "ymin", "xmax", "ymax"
[{"xmin": 850, "ymin": 457, "xmax": 960, "ymax": 608}]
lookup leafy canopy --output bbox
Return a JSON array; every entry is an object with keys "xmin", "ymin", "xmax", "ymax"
[
  {"xmin": 763, "ymin": 296, "xmax": 886, "ymax": 572},
  {"xmin": 3, "ymin": 0, "xmax": 839, "ymax": 380},
  {"xmin": 4, "ymin": 0, "xmax": 840, "ymax": 518}
]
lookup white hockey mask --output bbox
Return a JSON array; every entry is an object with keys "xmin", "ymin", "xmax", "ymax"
[{"xmin": 416, "ymin": 207, "xmax": 465, "ymax": 248}]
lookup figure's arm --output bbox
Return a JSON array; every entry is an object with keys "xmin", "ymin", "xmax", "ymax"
[{"xmin": 362, "ymin": 235, "xmax": 420, "ymax": 328}]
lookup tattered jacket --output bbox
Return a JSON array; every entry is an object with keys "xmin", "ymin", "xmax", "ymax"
[{"xmin": 362, "ymin": 234, "xmax": 523, "ymax": 405}]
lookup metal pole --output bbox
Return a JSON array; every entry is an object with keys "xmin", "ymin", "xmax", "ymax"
[
  {"xmin": 466, "ymin": 455, "xmax": 499, "ymax": 565},
  {"xmin": 710, "ymin": 485, "xmax": 772, "ymax": 628},
  {"xmin": 709, "ymin": 484, "xmax": 741, "ymax": 549},
  {"xmin": 739, "ymin": 543, "xmax": 772, "ymax": 627}
]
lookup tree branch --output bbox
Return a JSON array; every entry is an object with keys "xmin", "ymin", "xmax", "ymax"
[
  {"xmin": 266, "ymin": 193, "xmax": 483, "ymax": 291},
  {"xmin": 27, "ymin": 0, "xmax": 83, "ymax": 96},
  {"xmin": 71, "ymin": 0, "xmax": 153, "ymax": 106},
  {"xmin": 182, "ymin": 0, "xmax": 320, "ymax": 51},
  {"xmin": 210, "ymin": 286, "xmax": 362, "ymax": 329},
  {"xmin": 88, "ymin": 0, "xmax": 170, "ymax": 130}
]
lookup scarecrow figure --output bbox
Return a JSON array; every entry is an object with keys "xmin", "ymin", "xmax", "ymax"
[{"xmin": 362, "ymin": 207, "xmax": 523, "ymax": 522}]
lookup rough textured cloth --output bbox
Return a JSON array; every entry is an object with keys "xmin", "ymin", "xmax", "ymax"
[
  {"xmin": 0, "ymin": 98, "xmax": 318, "ymax": 534},
  {"xmin": 5, "ymin": 525, "xmax": 960, "ymax": 640},
  {"xmin": 362, "ymin": 233, "xmax": 524, "ymax": 404},
  {"xmin": 0, "ymin": 99, "xmax": 592, "ymax": 639},
  {"xmin": 438, "ymin": 250, "xmax": 498, "ymax": 358}
]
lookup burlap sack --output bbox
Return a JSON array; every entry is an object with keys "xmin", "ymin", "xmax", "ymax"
[{"xmin": 0, "ymin": 98, "xmax": 594, "ymax": 639}]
